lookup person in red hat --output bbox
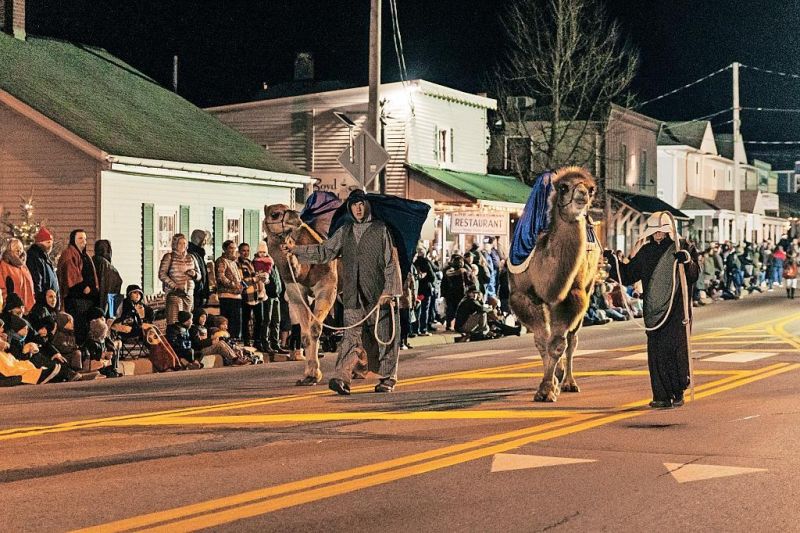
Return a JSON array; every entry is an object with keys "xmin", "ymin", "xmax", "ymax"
[{"xmin": 26, "ymin": 226, "xmax": 60, "ymax": 309}]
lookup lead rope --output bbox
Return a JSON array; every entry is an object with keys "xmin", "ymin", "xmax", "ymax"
[{"xmin": 280, "ymin": 225, "xmax": 397, "ymax": 347}]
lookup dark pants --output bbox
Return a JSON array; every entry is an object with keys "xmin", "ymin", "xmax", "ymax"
[
  {"xmin": 415, "ymin": 293, "xmax": 430, "ymax": 334},
  {"xmin": 241, "ymin": 301, "xmax": 264, "ymax": 345},
  {"xmin": 65, "ymin": 297, "xmax": 95, "ymax": 345},
  {"xmin": 646, "ymin": 309, "xmax": 690, "ymax": 402},
  {"xmin": 219, "ymin": 298, "xmax": 243, "ymax": 340},
  {"xmin": 263, "ymin": 297, "xmax": 281, "ymax": 348},
  {"xmin": 399, "ymin": 308, "xmax": 410, "ymax": 345}
]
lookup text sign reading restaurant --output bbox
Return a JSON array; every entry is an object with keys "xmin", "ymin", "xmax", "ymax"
[{"xmin": 450, "ymin": 212, "xmax": 508, "ymax": 236}]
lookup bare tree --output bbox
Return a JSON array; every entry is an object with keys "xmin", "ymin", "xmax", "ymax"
[{"xmin": 493, "ymin": 0, "xmax": 638, "ymax": 184}]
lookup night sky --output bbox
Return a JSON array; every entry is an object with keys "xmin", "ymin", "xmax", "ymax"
[{"xmin": 25, "ymin": 0, "xmax": 800, "ymax": 168}]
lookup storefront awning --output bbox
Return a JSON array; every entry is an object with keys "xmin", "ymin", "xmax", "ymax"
[
  {"xmin": 406, "ymin": 163, "xmax": 531, "ymax": 205},
  {"xmin": 608, "ymin": 190, "xmax": 690, "ymax": 220}
]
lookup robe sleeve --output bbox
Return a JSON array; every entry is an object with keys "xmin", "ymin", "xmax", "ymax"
[
  {"xmin": 605, "ymin": 252, "xmax": 644, "ymax": 287},
  {"xmin": 381, "ymin": 228, "xmax": 402, "ymax": 297},
  {"xmin": 292, "ymin": 227, "xmax": 345, "ymax": 264}
]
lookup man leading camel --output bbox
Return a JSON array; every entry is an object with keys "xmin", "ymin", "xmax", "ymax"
[
  {"xmin": 281, "ymin": 189, "xmax": 402, "ymax": 395},
  {"xmin": 604, "ymin": 212, "xmax": 699, "ymax": 409}
]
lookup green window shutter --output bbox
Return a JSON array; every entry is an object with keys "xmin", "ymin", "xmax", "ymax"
[
  {"xmin": 241, "ymin": 209, "xmax": 261, "ymax": 247},
  {"xmin": 141, "ymin": 203, "xmax": 155, "ymax": 295},
  {"xmin": 179, "ymin": 205, "xmax": 190, "ymax": 236},
  {"xmin": 213, "ymin": 207, "xmax": 224, "ymax": 259}
]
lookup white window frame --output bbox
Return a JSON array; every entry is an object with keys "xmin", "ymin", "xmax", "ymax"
[
  {"xmin": 156, "ymin": 206, "xmax": 179, "ymax": 269},
  {"xmin": 225, "ymin": 211, "xmax": 243, "ymax": 246},
  {"xmin": 438, "ymin": 126, "xmax": 453, "ymax": 165}
]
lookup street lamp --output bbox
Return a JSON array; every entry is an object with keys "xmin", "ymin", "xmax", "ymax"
[{"xmin": 333, "ymin": 111, "xmax": 357, "ymax": 163}]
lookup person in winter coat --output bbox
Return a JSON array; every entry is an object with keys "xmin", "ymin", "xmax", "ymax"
[
  {"xmin": 82, "ymin": 314, "xmax": 122, "ymax": 378},
  {"xmin": 26, "ymin": 227, "xmax": 59, "ymax": 308},
  {"xmin": 413, "ymin": 249, "xmax": 435, "ymax": 336},
  {"xmin": 112, "ymin": 285, "xmax": 154, "ymax": 341},
  {"xmin": 188, "ymin": 230, "xmax": 211, "ymax": 310},
  {"xmin": 27, "ymin": 289, "xmax": 59, "ymax": 330},
  {"xmin": 57, "ymin": 229, "xmax": 100, "ymax": 344},
  {"xmin": 166, "ymin": 310, "xmax": 201, "ymax": 369},
  {"xmin": 0, "ymin": 316, "xmax": 84, "ymax": 385},
  {"xmin": 52, "ymin": 312, "xmax": 85, "ymax": 372},
  {"xmin": 215, "ymin": 240, "xmax": 244, "ymax": 340},
  {"xmin": 771, "ymin": 246, "xmax": 787, "ymax": 288},
  {"xmin": 159, "ymin": 233, "xmax": 201, "ymax": 326},
  {"xmin": 237, "ymin": 242, "xmax": 268, "ymax": 348},
  {"xmin": 454, "ymin": 286, "xmax": 494, "ymax": 341},
  {"xmin": 258, "ymin": 244, "xmax": 286, "ymax": 355},
  {"xmin": 783, "ymin": 252, "xmax": 798, "ymax": 299},
  {"xmin": 441, "ymin": 254, "xmax": 472, "ymax": 331},
  {"xmin": 189, "ymin": 308, "xmax": 240, "ymax": 365},
  {"xmin": 0, "ymin": 238, "xmax": 36, "ymax": 312},
  {"xmin": 93, "ymin": 240, "xmax": 124, "ymax": 318}
]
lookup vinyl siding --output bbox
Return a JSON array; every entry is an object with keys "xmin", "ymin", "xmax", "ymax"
[
  {"xmin": 100, "ymin": 170, "xmax": 292, "ymax": 293},
  {"xmin": 0, "ymin": 104, "xmax": 98, "ymax": 247}
]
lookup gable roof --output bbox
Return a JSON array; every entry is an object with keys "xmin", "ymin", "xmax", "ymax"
[
  {"xmin": 0, "ymin": 33, "xmax": 302, "ymax": 175},
  {"xmin": 681, "ymin": 195, "xmax": 718, "ymax": 211},
  {"xmin": 406, "ymin": 164, "xmax": 532, "ymax": 204},
  {"xmin": 658, "ymin": 121, "xmax": 709, "ymax": 149},
  {"xmin": 714, "ymin": 134, "xmax": 736, "ymax": 161},
  {"xmin": 713, "ymin": 190, "xmax": 760, "ymax": 212},
  {"xmin": 608, "ymin": 191, "xmax": 689, "ymax": 219}
]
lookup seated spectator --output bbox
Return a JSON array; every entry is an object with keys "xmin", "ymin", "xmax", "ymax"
[
  {"xmin": 596, "ymin": 284, "xmax": 629, "ymax": 321},
  {"xmin": 27, "ymin": 289, "xmax": 59, "ymax": 328},
  {"xmin": 207, "ymin": 315, "xmax": 252, "ymax": 365},
  {"xmin": 1, "ymin": 292, "xmax": 26, "ymax": 325},
  {"xmin": 112, "ymin": 285, "xmax": 154, "ymax": 340},
  {"xmin": 82, "ymin": 314, "xmax": 122, "ymax": 378},
  {"xmin": 189, "ymin": 308, "xmax": 241, "ymax": 365},
  {"xmin": 166, "ymin": 310, "xmax": 201, "ymax": 369},
  {"xmin": 583, "ymin": 301, "xmax": 611, "ymax": 326},
  {"xmin": 52, "ymin": 312, "xmax": 85, "ymax": 372},
  {"xmin": 486, "ymin": 295, "xmax": 521, "ymax": 337},
  {"xmin": 454, "ymin": 286, "xmax": 495, "ymax": 342},
  {"xmin": 0, "ymin": 317, "xmax": 83, "ymax": 385},
  {"xmin": 628, "ymin": 292, "xmax": 643, "ymax": 319},
  {"xmin": 5, "ymin": 315, "xmax": 39, "ymax": 361},
  {"xmin": 28, "ymin": 314, "xmax": 67, "ymax": 368}
]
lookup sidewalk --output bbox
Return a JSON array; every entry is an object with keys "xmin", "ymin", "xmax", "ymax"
[{"xmin": 405, "ymin": 329, "xmax": 461, "ymax": 348}]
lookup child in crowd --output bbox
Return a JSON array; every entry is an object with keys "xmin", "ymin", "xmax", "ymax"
[
  {"xmin": 27, "ymin": 289, "xmax": 59, "ymax": 328},
  {"xmin": 82, "ymin": 315, "xmax": 122, "ymax": 378},
  {"xmin": 52, "ymin": 312, "xmax": 85, "ymax": 372},
  {"xmin": 1, "ymin": 315, "xmax": 84, "ymax": 383},
  {"xmin": 190, "ymin": 308, "xmax": 241, "ymax": 365},
  {"xmin": 208, "ymin": 315, "xmax": 253, "ymax": 365},
  {"xmin": 166, "ymin": 310, "xmax": 201, "ymax": 369},
  {"xmin": 112, "ymin": 285, "xmax": 154, "ymax": 340}
]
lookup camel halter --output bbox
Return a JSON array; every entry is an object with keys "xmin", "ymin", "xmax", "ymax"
[
  {"xmin": 609, "ymin": 211, "xmax": 695, "ymax": 401},
  {"xmin": 282, "ymin": 222, "xmax": 397, "ymax": 347}
]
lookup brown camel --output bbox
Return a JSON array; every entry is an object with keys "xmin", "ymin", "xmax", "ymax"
[
  {"xmin": 264, "ymin": 204, "xmax": 338, "ymax": 385},
  {"xmin": 509, "ymin": 167, "xmax": 602, "ymax": 402}
]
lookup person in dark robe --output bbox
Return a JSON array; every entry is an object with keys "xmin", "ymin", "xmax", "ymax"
[
  {"xmin": 604, "ymin": 212, "xmax": 699, "ymax": 409},
  {"xmin": 57, "ymin": 229, "xmax": 100, "ymax": 345},
  {"xmin": 93, "ymin": 240, "xmax": 123, "ymax": 318},
  {"xmin": 281, "ymin": 189, "xmax": 402, "ymax": 395}
]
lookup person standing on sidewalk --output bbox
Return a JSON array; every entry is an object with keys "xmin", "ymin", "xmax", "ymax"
[
  {"xmin": 413, "ymin": 248, "xmax": 435, "ymax": 336},
  {"xmin": 159, "ymin": 234, "xmax": 201, "ymax": 326}
]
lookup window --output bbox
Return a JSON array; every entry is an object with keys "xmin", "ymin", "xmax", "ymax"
[
  {"xmin": 619, "ymin": 144, "xmax": 628, "ymax": 180},
  {"xmin": 696, "ymin": 162, "xmax": 700, "ymax": 175},
  {"xmin": 156, "ymin": 208, "xmax": 178, "ymax": 263},
  {"xmin": 226, "ymin": 214, "xmax": 242, "ymax": 245},
  {"xmin": 437, "ymin": 127, "xmax": 453, "ymax": 164},
  {"xmin": 639, "ymin": 149, "xmax": 647, "ymax": 184}
]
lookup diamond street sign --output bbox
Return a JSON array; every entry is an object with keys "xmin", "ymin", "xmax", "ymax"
[{"xmin": 338, "ymin": 131, "xmax": 390, "ymax": 187}]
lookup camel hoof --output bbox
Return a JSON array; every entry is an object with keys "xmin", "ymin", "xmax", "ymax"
[
  {"xmin": 561, "ymin": 382, "xmax": 580, "ymax": 393},
  {"xmin": 533, "ymin": 390, "xmax": 558, "ymax": 402},
  {"xmin": 296, "ymin": 375, "xmax": 320, "ymax": 386}
]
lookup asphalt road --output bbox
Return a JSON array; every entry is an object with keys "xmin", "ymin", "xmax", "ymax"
[{"xmin": 2, "ymin": 290, "xmax": 799, "ymax": 532}]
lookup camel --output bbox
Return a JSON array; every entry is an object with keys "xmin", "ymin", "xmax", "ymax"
[
  {"xmin": 509, "ymin": 167, "xmax": 602, "ymax": 402},
  {"xmin": 264, "ymin": 204, "xmax": 338, "ymax": 386}
]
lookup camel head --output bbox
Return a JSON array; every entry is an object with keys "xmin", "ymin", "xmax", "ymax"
[
  {"xmin": 264, "ymin": 204, "xmax": 303, "ymax": 239},
  {"xmin": 551, "ymin": 167, "xmax": 596, "ymax": 222}
]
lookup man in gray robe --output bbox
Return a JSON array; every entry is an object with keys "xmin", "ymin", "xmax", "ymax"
[{"xmin": 281, "ymin": 189, "xmax": 402, "ymax": 395}]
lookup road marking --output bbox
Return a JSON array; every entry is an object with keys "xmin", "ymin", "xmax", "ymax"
[
  {"xmin": 664, "ymin": 463, "xmax": 767, "ymax": 483},
  {"xmin": 616, "ymin": 352, "xmax": 648, "ymax": 361},
  {"xmin": 0, "ymin": 361, "xmax": 541, "ymax": 442},
  {"xmin": 75, "ymin": 363, "xmax": 799, "ymax": 533},
  {"xmin": 519, "ymin": 349, "xmax": 604, "ymax": 360},
  {"xmin": 491, "ymin": 453, "xmax": 595, "ymax": 472},
  {"xmin": 432, "ymin": 349, "xmax": 518, "ymax": 360},
  {"xmin": 693, "ymin": 340, "xmax": 789, "ymax": 345},
  {"xmin": 702, "ymin": 352, "xmax": 777, "ymax": 363}
]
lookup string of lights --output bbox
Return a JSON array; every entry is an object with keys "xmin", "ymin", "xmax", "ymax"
[
  {"xmin": 663, "ymin": 108, "xmax": 733, "ymax": 129},
  {"xmin": 635, "ymin": 65, "xmax": 731, "ymax": 109},
  {"xmin": 739, "ymin": 64, "xmax": 800, "ymax": 80}
]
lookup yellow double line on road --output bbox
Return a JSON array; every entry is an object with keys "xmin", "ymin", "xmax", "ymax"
[
  {"xmin": 0, "ymin": 360, "xmax": 540, "ymax": 442},
  {"xmin": 76, "ymin": 362, "xmax": 799, "ymax": 533}
]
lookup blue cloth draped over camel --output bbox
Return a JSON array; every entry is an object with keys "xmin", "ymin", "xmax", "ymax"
[{"xmin": 510, "ymin": 172, "xmax": 597, "ymax": 267}]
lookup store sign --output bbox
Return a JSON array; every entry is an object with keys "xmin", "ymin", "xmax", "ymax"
[{"xmin": 450, "ymin": 212, "xmax": 508, "ymax": 235}]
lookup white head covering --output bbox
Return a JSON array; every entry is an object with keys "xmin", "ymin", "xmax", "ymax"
[{"xmin": 630, "ymin": 211, "xmax": 677, "ymax": 257}]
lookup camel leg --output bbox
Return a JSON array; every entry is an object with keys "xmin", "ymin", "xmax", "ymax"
[
  {"xmin": 538, "ymin": 289, "xmax": 585, "ymax": 402},
  {"xmin": 510, "ymin": 292, "xmax": 556, "ymax": 402},
  {"xmin": 560, "ymin": 326, "xmax": 581, "ymax": 393},
  {"xmin": 296, "ymin": 281, "xmax": 338, "ymax": 386}
]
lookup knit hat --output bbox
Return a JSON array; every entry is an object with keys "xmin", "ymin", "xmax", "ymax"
[
  {"xmin": 5, "ymin": 314, "xmax": 29, "ymax": 334},
  {"xmin": 87, "ymin": 307, "xmax": 106, "ymax": 322},
  {"xmin": 177, "ymin": 310, "xmax": 193, "ymax": 324},
  {"xmin": 3, "ymin": 292, "xmax": 24, "ymax": 312},
  {"xmin": 126, "ymin": 285, "xmax": 144, "ymax": 299},
  {"xmin": 32, "ymin": 314, "xmax": 56, "ymax": 334},
  {"xmin": 56, "ymin": 312, "xmax": 74, "ymax": 331},
  {"xmin": 257, "ymin": 241, "xmax": 268, "ymax": 255},
  {"xmin": 34, "ymin": 226, "xmax": 53, "ymax": 243}
]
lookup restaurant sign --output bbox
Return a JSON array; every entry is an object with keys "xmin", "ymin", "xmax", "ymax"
[{"xmin": 450, "ymin": 212, "xmax": 508, "ymax": 236}]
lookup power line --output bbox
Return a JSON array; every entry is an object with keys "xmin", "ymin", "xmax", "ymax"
[
  {"xmin": 742, "ymin": 107, "xmax": 800, "ymax": 114},
  {"xmin": 739, "ymin": 64, "xmax": 800, "ymax": 80},
  {"xmin": 635, "ymin": 65, "xmax": 731, "ymax": 109},
  {"xmin": 388, "ymin": 0, "xmax": 414, "ymax": 114},
  {"xmin": 663, "ymin": 108, "xmax": 733, "ymax": 129},
  {"xmin": 744, "ymin": 140, "xmax": 800, "ymax": 145}
]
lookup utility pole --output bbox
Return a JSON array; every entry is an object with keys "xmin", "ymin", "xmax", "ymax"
[
  {"xmin": 732, "ymin": 61, "xmax": 741, "ymax": 242},
  {"xmin": 173, "ymin": 55, "xmax": 179, "ymax": 93},
  {"xmin": 367, "ymin": 0, "xmax": 382, "ymax": 192}
]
